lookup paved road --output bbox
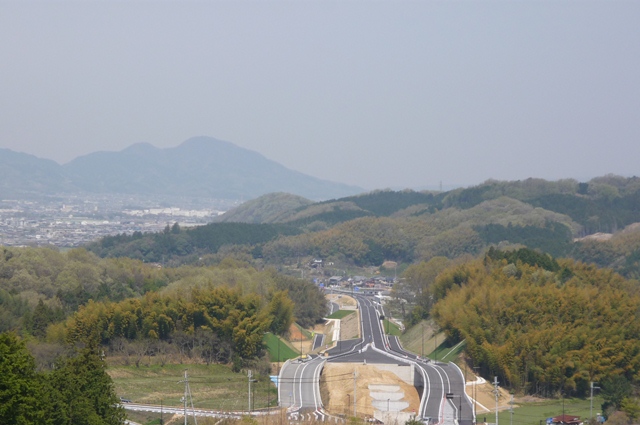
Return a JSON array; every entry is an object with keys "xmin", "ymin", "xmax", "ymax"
[
  {"xmin": 278, "ymin": 355, "xmax": 332, "ymax": 421},
  {"xmin": 122, "ymin": 403, "xmax": 243, "ymax": 420},
  {"xmin": 387, "ymin": 336, "xmax": 473, "ymax": 425},
  {"xmin": 279, "ymin": 291, "xmax": 474, "ymax": 424},
  {"xmin": 312, "ymin": 333, "xmax": 325, "ymax": 351}
]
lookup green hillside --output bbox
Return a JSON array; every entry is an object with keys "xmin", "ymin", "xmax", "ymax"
[{"xmin": 83, "ymin": 176, "xmax": 640, "ymax": 278}]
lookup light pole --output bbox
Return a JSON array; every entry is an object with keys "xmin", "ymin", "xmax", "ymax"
[
  {"xmin": 590, "ymin": 382, "xmax": 600, "ymax": 420},
  {"xmin": 473, "ymin": 366, "xmax": 480, "ymax": 424},
  {"xmin": 434, "ymin": 327, "xmax": 438, "ymax": 361},
  {"xmin": 421, "ymin": 323, "xmax": 424, "ymax": 358}
]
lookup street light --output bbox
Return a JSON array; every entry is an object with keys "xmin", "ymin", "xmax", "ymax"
[
  {"xmin": 473, "ymin": 366, "xmax": 480, "ymax": 424},
  {"xmin": 434, "ymin": 327, "xmax": 438, "ymax": 361},
  {"xmin": 277, "ymin": 335, "xmax": 280, "ymax": 374},
  {"xmin": 421, "ymin": 323, "xmax": 424, "ymax": 358},
  {"xmin": 590, "ymin": 382, "xmax": 600, "ymax": 420},
  {"xmin": 300, "ymin": 327, "xmax": 303, "ymax": 358}
]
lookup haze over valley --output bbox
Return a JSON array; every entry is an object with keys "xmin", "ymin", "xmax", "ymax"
[{"xmin": 2, "ymin": 2, "xmax": 640, "ymax": 424}]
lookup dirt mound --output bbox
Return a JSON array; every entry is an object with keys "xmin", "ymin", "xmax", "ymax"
[{"xmin": 321, "ymin": 363, "xmax": 420, "ymax": 418}]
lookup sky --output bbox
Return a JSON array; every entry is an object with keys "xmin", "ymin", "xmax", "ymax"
[{"xmin": 1, "ymin": 1, "xmax": 639, "ymax": 191}]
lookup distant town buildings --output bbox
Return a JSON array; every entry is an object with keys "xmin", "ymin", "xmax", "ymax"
[{"xmin": 0, "ymin": 194, "xmax": 234, "ymax": 248}]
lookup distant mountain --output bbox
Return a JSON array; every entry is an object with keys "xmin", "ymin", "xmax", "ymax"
[
  {"xmin": 0, "ymin": 148, "xmax": 75, "ymax": 197},
  {"xmin": 0, "ymin": 137, "xmax": 364, "ymax": 200}
]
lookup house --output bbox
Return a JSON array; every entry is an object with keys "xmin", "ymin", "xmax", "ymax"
[
  {"xmin": 329, "ymin": 276, "xmax": 343, "ymax": 286},
  {"xmin": 551, "ymin": 415, "xmax": 582, "ymax": 425},
  {"xmin": 310, "ymin": 259, "xmax": 323, "ymax": 268}
]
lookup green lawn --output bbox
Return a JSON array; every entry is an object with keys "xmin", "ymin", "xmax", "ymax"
[
  {"xmin": 327, "ymin": 309, "xmax": 356, "ymax": 319},
  {"xmin": 264, "ymin": 332, "xmax": 299, "ymax": 361},
  {"xmin": 382, "ymin": 319, "xmax": 402, "ymax": 336},
  {"xmin": 436, "ymin": 339, "xmax": 466, "ymax": 362}
]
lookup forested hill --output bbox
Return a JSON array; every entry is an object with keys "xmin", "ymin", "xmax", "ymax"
[
  {"xmin": 0, "ymin": 246, "xmax": 327, "ymax": 366},
  {"xmin": 214, "ymin": 192, "xmax": 314, "ymax": 223},
  {"xmin": 427, "ymin": 248, "xmax": 640, "ymax": 397},
  {"xmin": 221, "ymin": 175, "xmax": 640, "ymax": 235},
  {"xmin": 87, "ymin": 175, "xmax": 640, "ymax": 279}
]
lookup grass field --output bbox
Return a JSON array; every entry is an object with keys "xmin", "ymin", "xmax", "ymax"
[
  {"xmin": 327, "ymin": 309, "xmax": 356, "ymax": 319},
  {"xmin": 108, "ymin": 363, "xmax": 277, "ymax": 412},
  {"xmin": 382, "ymin": 319, "xmax": 402, "ymax": 336},
  {"xmin": 490, "ymin": 396, "xmax": 604, "ymax": 425},
  {"xmin": 399, "ymin": 319, "xmax": 442, "ymax": 357},
  {"xmin": 437, "ymin": 339, "xmax": 466, "ymax": 362},
  {"xmin": 264, "ymin": 332, "xmax": 299, "ymax": 361}
]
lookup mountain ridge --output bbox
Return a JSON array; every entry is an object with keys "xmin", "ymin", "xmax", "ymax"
[{"xmin": 0, "ymin": 137, "xmax": 363, "ymax": 200}]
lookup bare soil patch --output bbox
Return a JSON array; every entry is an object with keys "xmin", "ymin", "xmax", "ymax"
[
  {"xmin": 321, "ymin": 363, "xmax": 420, "ymax": 419},
  {"xmin": 466, "ymin": 377, "xmax": 515, "ymax": 413},
  {"xmin": 327, "ymin": 293, "xmax": 357, "ymax": 307},
  {"xmin": 340, "ymin": 310, "xmax": 360, "ymax": 340},
  {"xmin": 288, "ymin": 323, "xmax": 313, "ymax": 355}
]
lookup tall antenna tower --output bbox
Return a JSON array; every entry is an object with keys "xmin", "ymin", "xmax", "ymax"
[{"xmin": 179, "ymin": 370, "xmax": 198, "ymax": 425}]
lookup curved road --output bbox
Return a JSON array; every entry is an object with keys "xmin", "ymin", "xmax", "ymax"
[{"xmin": 279, "ymin": 291, "xmax": 474, "ymax": 424}]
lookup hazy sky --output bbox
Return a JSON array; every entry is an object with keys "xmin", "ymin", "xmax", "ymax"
[{"xmin": 1, "ymin": 1, "xmax": 639, "ymax": 190}]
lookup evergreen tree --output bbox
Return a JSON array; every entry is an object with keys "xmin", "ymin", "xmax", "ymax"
[
  {"xmin": 0, "ymin": 332, "xmax": 47, "ymax": 425},
  {"xmin": 47, "ymin": 345, "xmax": 124, "ymax": 425}
]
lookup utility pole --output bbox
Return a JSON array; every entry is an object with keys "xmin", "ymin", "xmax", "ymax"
[
  {"xmin": 184, "ymin": 370, "xmax": 188, "ymax": 425},
  {"xmin": 493, "ymin": 376, "xmax": 500, "ymax": 425},
  {"xmin": 510, "ymin": 393, "xmax": 514, "ymax": 425},
  {"xmin": 179, "ymin": 370, "xmax": 197, "ymax": 425},
  {"xmin": 590, "ymin": 382, "xmax": 600, "ymax": 420},
  {"xmin": 354, "ymin": 370, "xmax": 358, "ymax": 418},
  {"xmin": 562, "ymin": 391, "xmax": 566, "ymax": 423},
  {"xmin": 248, "ymin": 370, "xmax": 256, "ymax": 412}
]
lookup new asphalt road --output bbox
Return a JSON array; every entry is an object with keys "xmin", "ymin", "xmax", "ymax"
[{"xmin": 278, "ymin": 290, "xmax": 474, "ymax": 424}]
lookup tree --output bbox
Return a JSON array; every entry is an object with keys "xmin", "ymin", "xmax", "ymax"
[
  {"xmin": 47, "ymin": 344, "xmax": 125, "ymax": 425},
  {"xmin": 601, "ymin": 375, "xmax": 632, "ymax": 415},
  {"xmin": 266, "ymin": 290, "xmax": 294, "ymax": 335},
  {"xmin": 0, "ymin": 332, "xmax": 47, "ymax": 424}
]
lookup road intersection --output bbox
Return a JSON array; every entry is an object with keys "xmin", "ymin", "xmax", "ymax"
[{"xmin": 278, "ymin": 291, "xmax": 474, "ymax": 424}]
